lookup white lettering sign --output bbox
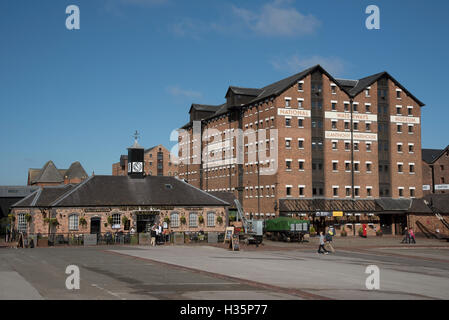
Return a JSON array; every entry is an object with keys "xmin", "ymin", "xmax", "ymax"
[
  {"xmin": 390, "ymin": 116, "xmax": 420, "ymax": 124},
  {"xmin": 422, "ymin": 185, "xmax": 431, "ymax": 191},
  {"xmin": 435, "ymin": 184, "xmax": 449, "ymax": 190},
  {"xmin": 278, "ymin": 108, "xmax": 311, "ymax": 117},
  {"xmin": 325, "ymin": 131, "xmax": 378, "ymax": 141},
  {"xmin": 325, "ymin": 112, "xmax": 377, "ymax": 122}
]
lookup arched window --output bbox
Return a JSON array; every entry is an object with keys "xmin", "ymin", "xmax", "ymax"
[
  {"xmin": 112, "ymin": 213, "xmax": 121, "ymax": 229},
  {"xmin": 189, "ymin": 212, "xmax": 198, "ymax": 227},
  {"xmin": 170, "ymin": 212, "xmax": 179, "ymax": 228},
  {"xmin": 68, "ymin": 214, "xmax": 79, "ymax": 231},
  {"xmin": 17, "ymin": 213, "xmax": 27, "ymax": 233},
  {"xmin": 207, "ymin": 212, "xmax": 215, "ymax": 227}
]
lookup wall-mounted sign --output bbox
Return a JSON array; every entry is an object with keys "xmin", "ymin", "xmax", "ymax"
[
  {"xmin": 316, "ymin": 211, "xmax": 332, "ymax": 217},
  {"xmin": 422, "ymin": 185, "xmax": 431, "ymax": 191},
  {"xmin": 435, "ymin": 184, "xmax": 449, "ymax": 190},
  {"xmin": 84, "ymin": 208, "xmax": 111, "ymax": 213},
  {"xmin": 278, "ymin": 108, "xmax": 311, "ymax": 117},
  {"xmin": 333, "ymin": 211, "xmax": 344, "ymax": 217},
  {"xmin": 390, "ymin": 115, "xmax": 420, "ymax": 124},
  {"xmin": 325, "ymin": 131, "xmax": 378, "ymax": 141},
  {"xmin": 325, "ymin": 112, "xmax": 377, "ymax": 122}
]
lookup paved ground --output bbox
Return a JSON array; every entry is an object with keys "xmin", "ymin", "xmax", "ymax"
[{"xmin": 1, "ymin": 236, "xmax": 449, "ymax": 300}]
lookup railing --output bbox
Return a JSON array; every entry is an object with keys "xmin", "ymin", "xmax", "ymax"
[{"xmin": 5, "ymin": 230, "xmax": 226, "ymax": 247}]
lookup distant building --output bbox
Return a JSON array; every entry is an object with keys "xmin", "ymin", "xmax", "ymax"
[
  {"xmin": 0, "ymin": 186, "xmax": 38, "ymax": 219},
  {"xmin": 422, "ymin": 146, "xmax": 449, "ymax": 194},
  {"xmin": 112, "ymin": 144, "xmax": 178, "ymax": 177},
  {"xmin": 28, "ymin": 160, "xmax": 88, "ymax": 186}
]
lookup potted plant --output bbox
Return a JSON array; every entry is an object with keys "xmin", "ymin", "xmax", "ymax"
[
  {"xmin": 217, "ymin": 216, "xmax": 223, "ymax": 224},
  {"xmin": 309, "ymin": 225, "xmax": 316, "ymax": 237},
  {"xmin": 25, "ymin": 213, "xmax": 32, "ymax": 223},
  {"xmin": 340, "ymin": 229, "xmax": 347, "ymax": 237},
  {"xmin": 180, "ymin": 216, "xmax": 187, "ymax": 225},
  {"xmin": 122, "ymin": 216, "xmax": 129, "ymax": 225},
  {"xmin": 164, "ymin": 217, "xmax": 170, "ymax": 224},
  {"xmin": 107, "ymin": 216, "xmax": 113, "ymax": 226},
  {"xmin": 79, "ymin": 217, "xmax": 87, "ymax": 228},
  {"xmin": 358, "ymin": 227, "xmax": 364, "ymax": 237},
  {"xmin": 376, "ymin": 229, "xmax": 383, "ymax": 237},
  {"xmin": 198, "ymin": 215, "xmax": 204, "ymax": 224},
  {"xmin": 8, "ymin": 213, "xmax": 15, "ymax": 223}
]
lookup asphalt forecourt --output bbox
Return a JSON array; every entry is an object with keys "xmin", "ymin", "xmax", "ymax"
[
  {"xmin": 0, "ymin": 246, "xmax": 303, "ymax": 300},
  {"xmin": 111, "ymin": 242, "xmax": 449, "ymax": 300}
]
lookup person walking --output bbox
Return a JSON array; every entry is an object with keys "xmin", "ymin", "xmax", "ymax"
[
  {"xmin": 317, "ymin": 231, "xmax": 329, "ymax": 255},
  {"xmin": 401, "ymin": 227, "xmax": 410, "ymax": 244},
  {"xmin": 409, "ymin": 227, "xmax": 416, "ymax": 244},
  {"xmin": 325, "ymin": 229, "xmax": 335, "ymax": 253},
  {"xmin": 150, "ymin": 225, "xmax": 157, "ymax": 247}
]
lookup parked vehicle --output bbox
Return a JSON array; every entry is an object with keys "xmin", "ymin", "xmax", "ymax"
[{"xmin": 265, "ymin": 217, "xmax": 310, "ymax": 242}]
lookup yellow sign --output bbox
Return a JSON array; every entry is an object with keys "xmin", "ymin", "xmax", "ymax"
[{"xmin": 333, "ymin": 211, "xmax": 343, "ymax": 217}]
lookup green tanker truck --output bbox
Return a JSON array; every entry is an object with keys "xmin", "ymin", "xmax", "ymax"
[{"xmin": 265, "ymin": 217, "xmax": 310, "ymax": 242}]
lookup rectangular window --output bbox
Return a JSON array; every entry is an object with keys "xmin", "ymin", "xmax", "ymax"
[
  {"xmin": 207, "ymin": 212, "xmax": 215, "ymax": 227},
  {"xmin": 331, "ymin": 102, "xmax": 336, "ymax": 110},
  {"xmin": 286, "ymin": 160, "xmax": 292, "ymax": 170},
  {"xmin": 285, "ymin": 99, "xmax": 290, "ymax": 108},
  {"xmin": 344, "ymin": 103, "xmax": 349, "ymax": 112},
  {"xmin": 332, "ymin": 141, "xmax": 337, "ymax": 150},
  {"xmin": 298, "ymin": 118, "xmax": 304, "ymax": 127},
  {"xmin": 298, "ymin": 139, "xmax": 304, "ymax": 149},
  {"xmin": 189, "ymin": 212, "xmax": 198, "ymax": 227},
  {"xmin": 331, "ymin": 86, "xmax": 336, "ymax": 94},
  {"xmin": 353, "ymin": 122, "xmax": 359, "ymax": 131},
  {"xmin": 367, "ymin": 187, "xmax": 372, "ymax": 197},
  {"xmin": 399, "ymin": 188, "xmax": 404, "ymax": 197},
  {"xmin": 345, "ymin": 162, "xmax": 350, "ymax": 171},
  {"xmin": 345, "ymin": 142, "xmax": 350, "ymax": 151},
  {"xmin": 332, "ymin": 120, "xmax": 337, "ymax": 129},
  {"xmin": 366, "ymin": 143, "xmax": 372, "ymax": 152},
  {"xmin": 354, "ymin": 142, "xmax": 359, "ymax": 151},
  {"xmin": 397, "ymin": 124, "xmax": 402, "ymax": 133},
  {"xmin": 353, "ymin": 104, "xmax": 358, "ymax": 112},
  {"xmin": 298, "ymin": 161, "xmax": 304, "ymax": 170},
  {"xmin": 365, "ymin": 123, "xmax": 371, "ymax": 131},
  {"xmin": 409, "ymin": 164, "xmax": 415, "ymax": 173},
  {"xmin": 298, "ymin": 100, "xmax": 303, "ymax": 109},
  {"xmin": 408, "ymin": 107, "xmax": 413, "ymax": 115},
  {"xmin": 170, "ymin": 213, "xmax": 180, "ymax": 227},
  {"xmin": 333, "ymin": 187, "xmax": 338, "ymax": 197},
  {"xmin": 354, "ymin": 163, "xmax": 360, "ymax": 172},
  {"xmin": 285, "ymin": 118, "xmax": 291, "ymax": 127},
  {"xmin": 365, "ymin": 88, "xmax": 370, "ymax": 97},
  {"xmin": 299, "ymin": 187, "xmax": 305, "ymax": 196},
  {"xmin": 286, "ymin": 186, "xmax": 292, "ymax": 196},
  {"xmin": 285, "ymin": 139, "xmax": 291, "ymax": 148},
  {"xmin": 408, "ymin": 144, "xmax": 414, "ymax": 153},
  {"xmin": 398, "ymin": 164, "xmax": 403, "ymax": 173},
  {"xmin": 332, "ymin": 162, "xmax": 338, "ymax": 171},
  {"xmin": 396, "ymin": 90, "xmax": 401, "ymax": 99},
  {"xmin": 365, "ymin": 104, "xmax": 371, "ymax": 113},
  {"xmin": 69, "ymin": 214, "xmax": 79, "ymax": 231},
  {"xmin": 410, "ymin": 188, "xmax": 415, "ymax": 198},
  {"xmin": 408, "ymin": 125, "xmax": 414, "ymax": 133},
  {"xmin": 18, "ymin": 213, "xmax": 27, "ymax": 233},
  {"xmin": 396, "ymin": 106, "xmax": 402, "ymax": 115},
  {"xmin": 397, "ymin": 144, "xmax": 403, "ymax": 152},
  {"xmin": 344, "ymin": 121, "xmax": 350, "ymax": 130},
  {"xmin": 298, "ymin": 82, "xmax": 303, "ymax": 91}
]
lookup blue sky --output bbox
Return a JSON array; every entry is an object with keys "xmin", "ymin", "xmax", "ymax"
[{"xmin": 1, "ymin": 0, "xmax": 448, "ymax": 185}]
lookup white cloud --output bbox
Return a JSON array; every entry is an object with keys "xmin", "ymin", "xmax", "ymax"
[
  {"xmin": 119, "ymin": 0, "xmax": 168, "ymax": 6},
  {"xmin": 232, "ymin": 1, "xmax": 320, "ymax": 37},
  {"xmin": 271, "ymin": 54, "xmax": 346, "ymax": 76},
  {"xmin": 171, "ymin": 18, "xmax": 204, "ymax": 40},
  {"xmin": 166, "ymin": 86, "xmax": 202, "ymax": 99}
]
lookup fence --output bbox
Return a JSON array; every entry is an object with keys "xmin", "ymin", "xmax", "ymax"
[{"xmin": 5, "ymin": 231, "xmax": 226, "ymax": 247}]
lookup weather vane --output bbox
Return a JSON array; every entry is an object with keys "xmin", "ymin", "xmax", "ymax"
[{"xmin": 133, "ymin": 130, "xmax": 140, "ymax": 142}]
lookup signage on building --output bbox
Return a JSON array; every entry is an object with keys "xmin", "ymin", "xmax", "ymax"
[
  {"xmin": 422, "ymin": 185, "xmax": 431, "ymax": 191},
  {"xmin": 325, "ymin": 131, "xmax": 378, "ymax": 141},
  {"xmin": 332, "ymin": 211, "xmax": 344, "ymax": 217},
  {"xmin": 84, "ymin": 208, "xmax": 111, "ymax": 213},
  {"xmin": 278, "ymin": 108, "xmax": 311, "ymax": 117},
  {"xmin": 390, "ymin": 115, "xmax": 420, "ymax": 124},
  {"xmin": 315, "ymin": 211, "xmax": 332, "ymax": 217},
  {"xmin": 325, "ymin": 112, "xmax": 377, "ymax": 122},
  {"xmin": 435, "ymin": 184, "xmax": 449, "ymax": 190}
]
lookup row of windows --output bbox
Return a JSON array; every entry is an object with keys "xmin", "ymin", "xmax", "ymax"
[{"xmin": 170, "ymin": 212, "xmax": 216, "ymax": 228}]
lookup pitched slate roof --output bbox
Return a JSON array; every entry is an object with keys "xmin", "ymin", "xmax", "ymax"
[
  {"xmin": 422, "ymin": 146, "xmax": 449, "ymax": 164},
  {"xmin": 12, "ymin": 184, "xmax": 75, "ymax": 208},
  {"xmin": 227, "ymin": 86, "xmax": 263, "ymax": 97},
  {"xmin": 375, "ymin": 198, "xmax": 412, "ymax": 211},
  {"xmin": 34, "ymin": 161, "xmax": 64, "ymax": 184},
  {"xmin": 423, "ymin": 194, "xmax": 449, "ymax": 213},
  {"xmin": 25, "ymin": 175, "xmax": 229, "ymax": 207},
  {"xmin": 409, "ymin": 199, "xmax": 433, "ymax": 214},
  {"xmin": 64, "ymin": 161, "xmax": 88, "ymax": 180},
  {"xmin": 208, "ymin": 192, "xmax": 237, "ymax": 209}
]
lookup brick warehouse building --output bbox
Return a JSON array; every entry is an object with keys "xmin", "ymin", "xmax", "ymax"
[
  {"xmin": 422, "ymin": 145, "xmax": 449, "ymax": 194},
  {"xmin": 112, "ymin": 144, "xmax": 178, "ymax": 177},
  {"xmin": 177, "ymin": 65, "xmax": 426, "ymax": 231}
]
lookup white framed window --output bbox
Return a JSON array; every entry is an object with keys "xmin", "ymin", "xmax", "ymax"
[
  {"xmin": 18, "ymin": 213, "xmax": 27, "ymax": 233},
  {"xmin": 207, "ymin": 212, "xmax": 215, "ymax": 227},
  {"xmin": 68, "ymin": 214, "xmax": 79, "ymax": 231},
  {"xmin": 189, "ymin": 212, "xmax": 198, "ymax": 227},
  {"xmin": 112, "ymin": 213, "xmax": 121, "ymax": 228},
  {"xmin": 170, "ymin": 212, "xmax": 180, "ymax": 227}
]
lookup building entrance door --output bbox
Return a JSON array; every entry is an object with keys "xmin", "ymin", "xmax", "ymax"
[
  {"xmin": 136, "ymin": 214, "xmax": 158, "ymax": 233},
  {"xmin": 379, "ymin": 214, "xmax": 392, "ymax": 235},
  {"xmin": 90, "ymin": 217, "xmax": 101, "ymax": 234}
]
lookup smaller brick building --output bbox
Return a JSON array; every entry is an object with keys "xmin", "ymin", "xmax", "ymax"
[
  {"xmin": 112, "ymin": 144, "xmax": 178, "ymax": 177},
  {"xmin": 27, "ymin": 160, "xmax": 88, "ymax": 186},
  {"xmin": 422, "ymin": 146, "xmax": 449, "ymax": 195}
]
